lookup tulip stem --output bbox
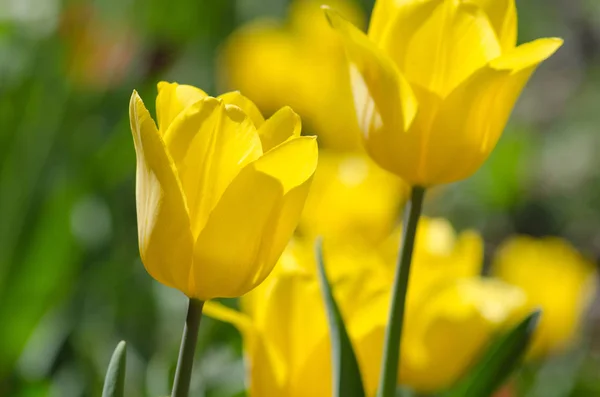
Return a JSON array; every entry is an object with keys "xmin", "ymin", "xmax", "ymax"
[
  {"xmin": 377, "ymin": 186, "xmax": 426, "ymax": 397},
  {"xmin": 172, "ymin": 298, "xmax": 204, "ymax": 397}
]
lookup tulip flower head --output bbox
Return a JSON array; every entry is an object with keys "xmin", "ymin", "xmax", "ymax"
[
  {"xmin": 492, "ymin": 236, "xmax": 598, "ymax": 357},
  {"xmin": 325, "ymin": 0, "xmax": 563, "ymax": 186},
  {"xmin": 129, "ymin": 82, "xmax": 318, "ymax": 300}
]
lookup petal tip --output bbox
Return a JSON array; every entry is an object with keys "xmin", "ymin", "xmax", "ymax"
[
  {"xmin": 129, "ymin": 90, "xmax": 145, "ymax": 112},
  {"xmin": 322, "ymin": 6, "xmax": 339, "ymax": 28},
  {"xmin": 543, "ymin": 37, "xmax": 564, "ymax": 53},
  {"xmin": 491, "ymin": 37, "xmax": 564, "ymax": 71},
  {"xmin": 278, "ymin": 105, "xmax": 300, "ymax": 119},
  {"xmin": 157, "ymin": 81, "xmax": 173, "ymax": 91}
]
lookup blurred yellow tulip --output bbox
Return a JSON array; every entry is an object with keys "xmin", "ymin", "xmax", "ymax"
[
  {"xmin": 492, "ymin": 236, "xmax": 598, "ymax": 357},
  {"xmin": 298, "ymin": 151, "xmax": 407, "ymax": 244},
  {"xmin": 219, "ymin": 0, "xmax": 365, "ymax": 151},
  {"xmin": 399, "ymin": 278, "xmax": 527, "ymax": 391},
  {"xmin": 129, "ymin": 82, "xmax": 318, "ymax": 300},
  {"xmin": 205, "ymin": 218, "xmax": 526, "ymax": 394},
  {"xmin": 325, "ymin": 0, "xmax": 563, "ymax": 186}
]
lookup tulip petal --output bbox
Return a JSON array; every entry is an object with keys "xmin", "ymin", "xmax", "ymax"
[
  {"xmin": 129, "ymin": 91, "xmax": 194, "ymax": 294},
  {"xmin": 203, "ymin": 301, "xmax": 286, "ymax": 396},
  {"xmin": 401, "ymin": 278, "xmax": 527, "ymax": 392},
  {"xmin": 465, "ymin": 0, "xmax": 517, "ymax": 50},
  {"xmin": 370, "ymin": 0, "xmax": 440, "ymax": 46},
  {"xmin": 218, "ymin": 91, "xmax": 266, "ymax": 127},
  {"xmin": 156, "ymin": 82, "xmax": 207, "ymax": 134},
  {"xmin": 366, "ymin": 0, "xmax": 395, "ymax": 43},
  {"xmin": 422, "ymin": 37, "xmax": 562, "ymax": 184},
  {"xmin": 248, "ymin": 257, "xmax": 331, "ymax": 397},
  {"xmin": 489, "ymin": 37, "xmax": 563, "ymax": 71},
  {"xmin": 203, "ymin": 301, "xmax": 255, "ymax": 338},
  {"xmin": 258, "ymin": 106, "xmax": 302, "ymax": 152},
  {"xmin": 191, "ymin": 168, "xmax": 281, "ymax": 300},
  {"xmin": 369, "ymin": 0, "xmax": 441, "ymax": 45},
  {"xmin": 324, "ymin": 8, "xmax": 418, "ymax": 172},
  {"xmin": 163, "ymin": 98, "xmax": 263, "ymax": 239},
  {"xmin": 192, "ymin": 137, "xmax": 317, "ymax": 300},
  {"xmin": 383, "ymin": 0, "xmax": 501, "ymax": 96}
]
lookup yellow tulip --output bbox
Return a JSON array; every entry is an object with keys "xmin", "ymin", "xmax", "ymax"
[
  {"xmin": 492, "ymin": 236, "xmax": 598, "ymax": 357},
  {"xmin": 129, "ymin": 82, "xmax": 318, "ymax": 300},
  {"xmin": 219, "ymin": 0, "xmax": 365, "ymax": 151},
  {"xmin": 298, "ymin": 151, "xmax": 407, "ymax": 244},
  {"xmin": 325, "ymin": 0, "xmax": 563, "ymax": 186},
  {"xmin": 205, "ymin": 218, "xmax": 525, "ymax": 394},
  {"xmin": 402, "ymin": 278, "xmax": 527, "ymax": 391}
]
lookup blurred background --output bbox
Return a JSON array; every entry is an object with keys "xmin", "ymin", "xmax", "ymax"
[{"xmin": 1, "ymin": 0, "xmax": 600, "ymax": 396}]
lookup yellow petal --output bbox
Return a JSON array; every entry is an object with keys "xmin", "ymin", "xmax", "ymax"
[
  {"xmin": 191, "ymin": 137, "xmax": 317, "ymax": 300},
  {"xmin": 247, "ymin": 251, "xmax": 331, "ymax": 397},
  {"xmin": 291, "ymin": 338, "xmax": 333, "ymax": 397},
  {"xmin": 163, "ymin": 98, "xmax": 263, "ymax": 239},
  {"xmin": 238, "ymin": 136, "xmax": 318, "ymax": 273},
  {"xmin": 252, "ymin": 136, "xmax": 318, "ymax": 193},
  {"xmin": 251, "ymin": 336, "xmax": 288, "ymax": 397},
  {"xmin": 465, "ymin": 0, "xmax": 517, "ymax": 50},
  {"xmin": 490, "ymin": 37, "xmax": 563, "ymax": 70},
  {"xmin": 155, "ymin": 81, "xmax": 207, "ymax": 134},
  {"xmin": 203, "ymin": 301, "xmax": 255, "ymax": 338},
  {"xmin": 382, "ymin": 0, "xmax": 501, "ymax": 96},
  {"xmin": 218, "ymin": 91, "xmax": 265, "ymax": 127},
  {"xmin": 419, "ymin": 37, "xmax": 562, "ymax": 185},
  {"xmin": 401, "ymin": 278, "xmax": 527, "ymax": 392},
  {"xmin": 369, "ymin": 0, "xmax": 441, "ymax": 45},
  {"xmin": 129, "ymin": 91, "xmax": 194, "ymax": 294},
  {"xmin": 370, "ymin": 0, "xmax": 440, "ymax": 46},
  {"xmin": 350, "ymin": 300, "xmax": 387, "ymax": 395},
  {"xmin": 203, "ymin": 300, "xmax": 286, "ymax": 395},
  {"xmin": 258, "ymin": 106, "xmax": 302, "ymax": 152},
  {"xmin": 324, "ymin": 7, "xmax": 418, "ymax": 173},
  {"xmin": 367, "ymin": 0, "xmax": 395, "ymax": 43}
]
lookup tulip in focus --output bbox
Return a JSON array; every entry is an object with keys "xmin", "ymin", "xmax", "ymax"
[
  {"xmin": 205, "ymin": 218, "xmax": 527, "ymax": 394},
  {"xmin": 492, "ymin": 236, "xmax": 598, "ymax": 357},
  {"xmin": 129, "ymin": 82, "xmax": 318, "ymax": 300},
  {"xmin": 325, "ymin": 0, "xmax": 563, "ymax": 186},
  {"xmin": 220, "ymin": 0, "xmax": 365, "ymax": 151}
]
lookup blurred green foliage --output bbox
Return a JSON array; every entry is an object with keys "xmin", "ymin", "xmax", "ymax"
[{"xmin": 0, "ymin": 0, "xmax": 599, "ymax": 396}]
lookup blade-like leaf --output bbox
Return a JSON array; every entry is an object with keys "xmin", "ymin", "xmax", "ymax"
[
  {"xmin": 102, "ymin": 341, "xmax": 127, "ymax": 397},
  {"xmin": 315, "ymin": 238, "xmax": 366, "ymax": 397},
  {"xmin": 443, "ymin": 310, "xmax": 541, "ymax": 397}
]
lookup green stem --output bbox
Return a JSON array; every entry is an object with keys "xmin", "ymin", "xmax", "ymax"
[
  {"xmin": 171, "ymin": 298, "xmax": 204, "ymax": 397},
  {"xmin": 377, "ymin": 186, "xmax": 426, "ymax": 397}
]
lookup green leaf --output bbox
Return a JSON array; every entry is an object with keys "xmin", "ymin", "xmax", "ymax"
[
  {"xmin": 443, "ymin": 310, "xmax": 541, "ymax": 397},
  {"xmin": 315, "ymin": 238, "xmax": 366, "ymax": 397},
  {"xmin": 102, "ymin": 341, "xmax": 127, "ymax": 397}
]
